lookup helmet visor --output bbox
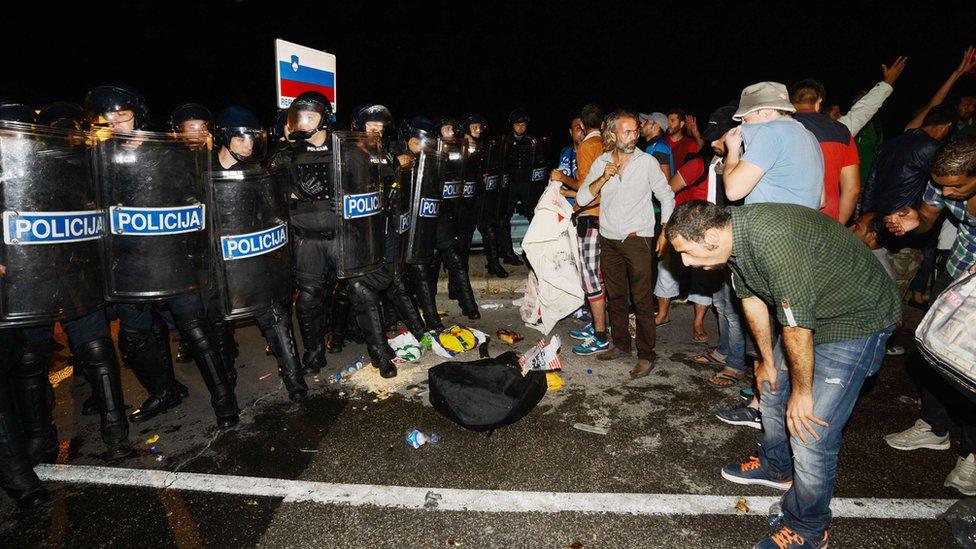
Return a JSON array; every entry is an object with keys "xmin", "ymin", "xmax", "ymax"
[{"xmin": 224, "ymin": 128, "xmax": 267, "ymax": 163}]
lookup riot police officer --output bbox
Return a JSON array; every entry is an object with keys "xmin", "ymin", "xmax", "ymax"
[
  {"xmin": 395, "ymin": 116, "xmax": 445, "ymax": 333},
  {"xmin": 346, "ymin": 104, "xmax": 428, "ymax": 371},
  {"xmin": 497, "ymin": 109, "xmax": 532, "ymax": 265},
  {"xmin": 463, "ymin": 114, "xmax": 508, "ymax": 278},
  {"xmin": 85, "ymin": 85, "xmax": 239, "ymax": 428},
  {"xmin": 432, "ymin": 116, "xmax": 480, "ymax": 320},
  {"xmin": 170, "ymin": 102, "xmax": 241, "ymax": 374},
  {"xmin": 210, "ymin": 106, "xmax": 308, "ymax": 401},
  {"xmin": 267, "ymin": 91, "xmax": 335, "ymax": 377},
  {"xmin": 3, "ymin": 101, "xmax": 133, "ymax": 461}
]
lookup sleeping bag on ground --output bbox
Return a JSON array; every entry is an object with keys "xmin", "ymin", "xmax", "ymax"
[{"xmin": 428, "ymin": 351, "xmax": 547, "ymax": 434}]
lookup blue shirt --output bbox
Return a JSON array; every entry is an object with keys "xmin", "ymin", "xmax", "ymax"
[
  {"xmin": 645, "ymin": 138, "xmax": 674, "ymax": 176},
  {"xmin": 740, "ymin": 118, "xmax": 824, "ymax": 208},
  {"xmin": 559, "ymin": 145, "xmax": 578, "ymax": 206},
  {"xmin": 558, "ymin": 145, "xmax": 577, "ymax": 178}
]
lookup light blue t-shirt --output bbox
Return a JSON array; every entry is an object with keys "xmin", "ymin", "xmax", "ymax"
[{"xmin": 740, "ymin": 118, "xmax": 824, "ymax": 208}]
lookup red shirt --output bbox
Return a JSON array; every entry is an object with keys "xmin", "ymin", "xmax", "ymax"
[
  {"xmin": 794, "ymin": 110, "xmax": 860, "ymax": 221},
  {"xmin": 675, "ymin": 157, "xmax": 709, "ymax": 206},
  {"xmin": 666, "ymin": 135, "xmax": 699, "ymax": 169}
]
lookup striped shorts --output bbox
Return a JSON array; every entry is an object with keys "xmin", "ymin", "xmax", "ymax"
[{"xmin": 577, "ymin": 216, "xmax": 604, "ymax": 303}]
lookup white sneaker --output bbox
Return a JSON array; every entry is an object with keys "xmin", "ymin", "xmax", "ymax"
[
  {"xmin": 945, "ymin": 454, "xmax": 976, "ymax": 496},
  {"xmin": 884, "ymin": 419, "xmax": 951, "ymax": 451}
]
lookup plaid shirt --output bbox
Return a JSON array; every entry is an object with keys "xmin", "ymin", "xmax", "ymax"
[
  {"xmin": 728, "ymin": 204, "xmax": 900, "ymax": 345},
  {"xmin": 923, "ymin": 182, "xmax": 976, "ymax": 279}
]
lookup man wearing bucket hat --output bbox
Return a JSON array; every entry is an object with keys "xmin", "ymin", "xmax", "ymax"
[
  {"xmin": 722, "ymin": 81, "xmax": 824, "ymax": 209},
  {"xmin": 714, "ymin": 83, "xmax": 826, "ymax": 437}
]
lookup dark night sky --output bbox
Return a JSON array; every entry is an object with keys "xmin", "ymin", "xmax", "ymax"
[{"xmin": 4, "ymin": 1, "xmax": 974, "ymax": 150}]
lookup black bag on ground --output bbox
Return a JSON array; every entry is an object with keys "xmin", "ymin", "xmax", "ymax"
[{"xmin": 428, "ymin": 351, "xmax": 547, "ymax": 434}]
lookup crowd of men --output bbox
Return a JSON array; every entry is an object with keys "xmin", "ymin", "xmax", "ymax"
[
  {"xmin": 549, "ymin": 48, "xmax": 975, "ymax": 549},
  {"xmin": 1, "ymin": 45, "xmax": 975, "ymax": 548}
]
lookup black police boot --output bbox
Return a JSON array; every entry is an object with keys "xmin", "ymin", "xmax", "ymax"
[
  {"xmin": 76, "ymin": 338, "xmax": 133, "ymax": 461},
  {"xmin": 0, "ymin": 398, "xmax": 49, "ymax": 511},
  {"xmin": 176, "ymin": 318, "xmax": 239, "ymax": 429},
  {"xmin": 261, "ymin": 306, "xmax": 309, "ymax": 403},
  {"xmin": 326, "ymin": 281, "xmax": 351, "ymax": 354},
  {"xmin": 296, "ymin": 284, "xmax": 327, "ymax": 375},
  {"xmin": 443, "ymin": 248, "xmax": 481, "ymax": 320},
  {"xmin": 11, "ymin": 347, "xmax": 58, "ymax": 466},
  {"xmin": 121, "ymin": 314, "xmax": 187, "ymax": 423},
  {"xmin": 211, "ymin": 319, "xmax": 238, "ymax": 390},
  {"xmin": 349, "ymin": 280, "xmax": 398, "ymax": 379},
  {"xmin": 409, "ymin": 264, "xmax": 444, "ymax": 332},
  {"xmin": 482, "ymin": 225, "xmax": 509, "ymax": 278},
  {"xmin": 386, "ymin": 275, "xmax": 427, "ymax": 340}
]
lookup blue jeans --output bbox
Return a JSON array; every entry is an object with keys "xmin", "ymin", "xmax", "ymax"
[
  {"xmin": 654, "ymin": 249, "xmax": 715, "ymax": 306},
  {"xmin": 712, "ymin": 275, "xmax": 746, "ymax": 373},
  {"xmin": 757, "ymin": 326, "xmax": 893, "ymax": 540}
]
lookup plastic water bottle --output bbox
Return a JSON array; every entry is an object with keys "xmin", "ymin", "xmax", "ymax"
[
  {"xmin": 768, "ymin": 501, "xmax": 784, "ymax": 526},
  {"xmin": 405, "ymin": 429, "xmax": 440, "ymax": 448},
  {"xmin": 342, "ymin": 358, "xmax": 365, "ymax": 379}
]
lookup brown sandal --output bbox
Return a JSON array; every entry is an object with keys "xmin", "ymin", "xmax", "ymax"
[
  {"xmin": 707, "ymin": 368, "xmax": 744, "ymax": 388},
  {"xmin": 692, "ymin": 350, "xmax": 727, "ymax": 367}
]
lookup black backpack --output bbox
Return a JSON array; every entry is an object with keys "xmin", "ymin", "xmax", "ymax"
[{"xmin": 428, "ymin": 351, "xmax": 548, "ymax": 436}]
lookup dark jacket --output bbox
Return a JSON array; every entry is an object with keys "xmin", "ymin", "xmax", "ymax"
[
  {"xmin": 861, "ymin": 129, "xmax": 940, "ymax": 214},
  {"xmin": 861, "ymin": 129, "xmax": 941, "ymax": 251}
]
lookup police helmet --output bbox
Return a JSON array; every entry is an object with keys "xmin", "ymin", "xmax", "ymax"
[
  {"xmin": 0, "ymin": 102, "xmax": 36, "ymax": 124},
  {"xmin": 398, "ymin": 115, "xmax": 435, "ymax": 145},
  {"xmin": 508, "ymin": 108, "xmax": 530, "ymax": 125},
  {"xmin": 169, "ymin": 102, "xmax": 212, "ymax": 133},
  {"xmin": 38, "ymin": 102, "xmax": 85, "ymax": 129},
  {"xmin": 286, "ymin": 91, "xmax": 332, "ymax": 140},
  {"xmin": 350, "ymin": 103, "xmax": 394, "ymax": 133},
  {"xmin": 215, "ymin": 106, "xmax": 266, "ymax": 164},
  {"xmin": 434, "ymin": 115, "xmax": 463, "ymax": 141},
  {"xmin": 84, "ymin": 84, "xmax": 149, "ymax": 129}
]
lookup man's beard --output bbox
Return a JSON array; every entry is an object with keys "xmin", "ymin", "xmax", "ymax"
[{"xmin": 615, "ymin": 140, "xmax": 636, "ymax": 153}]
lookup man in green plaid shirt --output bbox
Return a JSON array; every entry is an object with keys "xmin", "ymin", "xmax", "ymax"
[{"xmin": 666, "ymin": 200, "xmax": 898, "ymax": 548}]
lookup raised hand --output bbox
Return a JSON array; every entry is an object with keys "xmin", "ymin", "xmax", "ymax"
[
  {"xmin": 956, "ymin": 45, "xmax": 976, "ymax": 76},
  {"xmin": 882, "ymin": 56, "xmax": 908, "ymax": 85}
]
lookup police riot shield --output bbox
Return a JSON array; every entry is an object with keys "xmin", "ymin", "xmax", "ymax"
[
  {"xmin": 528, "ymin": 136, "xmax": 550, "ymax": 212},
  {"xmin": 208, "ymin": 167, "xmax": 291, "ymax": 319},
  {"xmin": 405, "ymin": 140, "xmax": 443, "ymax": 264},
  {"xmin": 94, "ymin": 130, "xmax": 210, "ymax": 302},
  {"xmin": 481, "ymin": 140, "xmax": 503, "ymax": 221},
  {"xmin": 388, "ymin": 160, "xmax": 413, "ymax": 276},
  {"xmin": 436, "ymin": 138, "xmax": 465, "ymax": 243},
  {"xmin": 458, "ymin": 140, "xmax": 485, "ymax": 237},
  {"xmin": 0, "ymin": 122, "xmax": 104, "ymax": 327},
  {"xmin": 332, "ymin": 131, "xmax": 385, "ymax": 279}
]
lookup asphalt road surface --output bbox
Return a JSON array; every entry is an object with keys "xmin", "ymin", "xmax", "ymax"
[{"xmin": 0, "ymin": 256, "xmax": 967, "ymax": 548}]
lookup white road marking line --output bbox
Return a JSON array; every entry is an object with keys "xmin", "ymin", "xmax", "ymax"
[{"xmin": 35, "ymin": 464, "xmax": 954, "ymax": 520}]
